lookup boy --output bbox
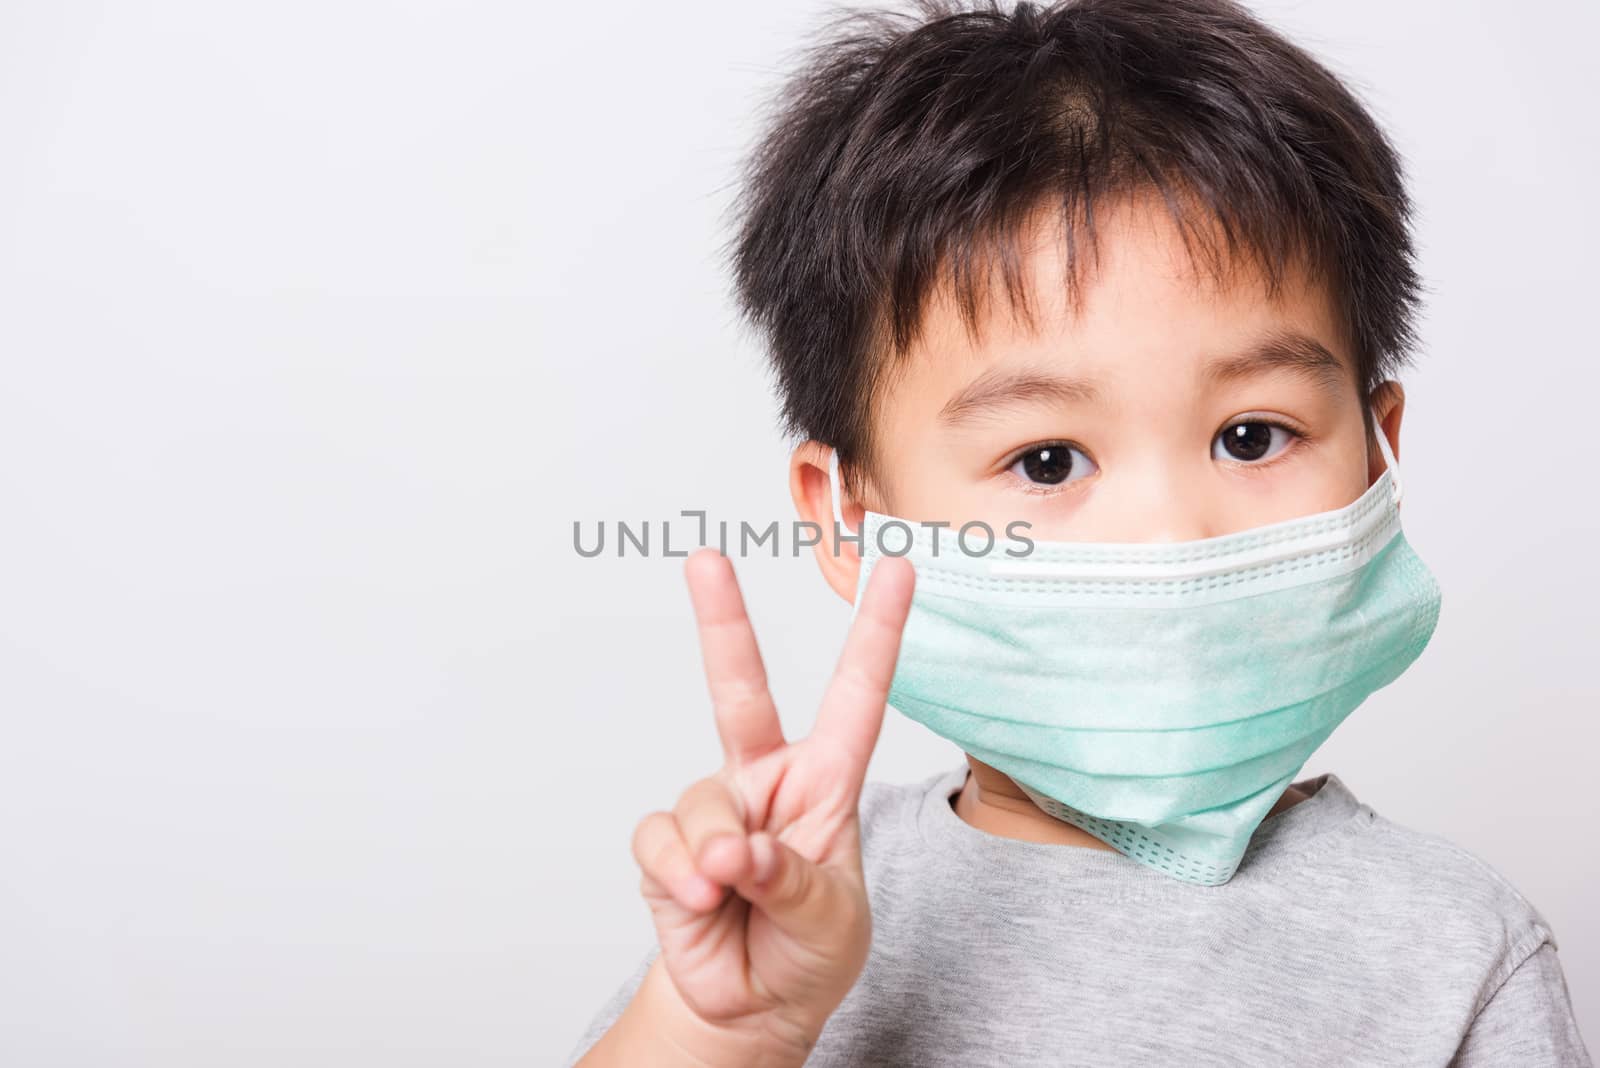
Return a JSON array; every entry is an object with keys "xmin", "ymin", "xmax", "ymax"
[{"xmin": 567, "ymin": 0, "xmax": 1590, "ymax": 1063}]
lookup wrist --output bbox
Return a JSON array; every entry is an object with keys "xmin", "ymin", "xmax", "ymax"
[{"xmin": 592, "ymin": 959, "xmax": 818, "ymax": 1068}]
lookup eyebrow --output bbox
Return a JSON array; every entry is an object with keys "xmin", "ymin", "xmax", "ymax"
[
  {"xmin": 938, "ymin": 368, "xmax": 1101, "ymax": 425},
  {"xmin": 1202, "ymin": 331, "xmax": 1349, "ymax": 398},
  {"xmin": 937, "ymin": 330, "xmax": 1348, "ymax": 426}
]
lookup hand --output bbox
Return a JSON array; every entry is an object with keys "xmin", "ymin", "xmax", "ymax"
[{"xmin": 629, "ymin": 546, "xmax": 915, "ymax": 1061}]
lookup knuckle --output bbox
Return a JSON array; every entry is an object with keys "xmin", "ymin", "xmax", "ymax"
[
  {"xmin": 630, "ymin": 811, "xmax": 672, "ymax": 864},
  {"xmin": 674, "ymin": 777, "xmax": 715, "ymax": 816},
  {"xmin": 832, "ymin": 660, "xmax": 886, "ymax": 707},
  {"xmin": 709, "ymin": 674, "xmax": 772, "ymax": 711},
  {"xmin": 680, "ymin": 775, "xmax": 738, "ymax": 818}
]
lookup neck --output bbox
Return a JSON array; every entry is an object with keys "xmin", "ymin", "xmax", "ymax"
[{"xmin": 951, "ymin": 755, "xmax": 1309, "ymax": 848}]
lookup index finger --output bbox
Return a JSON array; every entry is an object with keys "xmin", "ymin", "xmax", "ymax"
[
  {"xmin": 684, "ymin": 547, "xmax": 786, "ymax": 765},
  {"xmin": 809, "ymin": 555, "xmax": 915, "ymax": 782}
]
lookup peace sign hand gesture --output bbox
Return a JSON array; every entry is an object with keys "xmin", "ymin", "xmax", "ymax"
[{"xmin": 588, "ymin": 547, "xmax": 915, "ymax": 1067}]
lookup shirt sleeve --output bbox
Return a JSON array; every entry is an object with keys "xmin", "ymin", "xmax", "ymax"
[
  {"xmin": 1450, "ymin": 940, "xmax": 1593, "ymax": 1067},
  {"xmin": 558, "ymin": 946, "xmax": 659, "ymax": 1067}
]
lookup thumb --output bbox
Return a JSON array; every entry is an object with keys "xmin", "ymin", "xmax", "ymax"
[{"xmin": 735, "ymin": 832, "xmax": 859, "ymax": 945}]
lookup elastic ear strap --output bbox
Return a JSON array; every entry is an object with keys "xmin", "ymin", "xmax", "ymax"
[
  {"xmin": 1372, "ymin": 406, "xmax": 1403, "ymax": 504},
  {"xmin": 827, "ymin": 449, "xmax": 847, "ymax": 529}
]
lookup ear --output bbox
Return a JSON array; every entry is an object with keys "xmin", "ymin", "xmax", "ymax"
[
  {"xmin": 1368, "ymin": 379, "xmax": 1407, "ymax": 494},
  {"xmin": 789, "ymin": 440, "xmax": 867, "ymax": 604}
]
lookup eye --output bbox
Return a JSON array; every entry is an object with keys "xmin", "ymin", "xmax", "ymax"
[
  {"xmin": 1007, "ymin": 442, "xmax": 1097, "ymax": 487},
  {"xmin": 1213, "ymin": 419, "xmax": 1302, "ymax": 464}
]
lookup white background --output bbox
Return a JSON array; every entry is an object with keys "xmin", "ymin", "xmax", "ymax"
[{"xmin": 0, "ymin": 2, "xmax": 1595, "ymax": 1063}]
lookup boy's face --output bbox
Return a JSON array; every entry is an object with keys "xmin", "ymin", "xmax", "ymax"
[{"xmin": 796, "ymin": 190, "xmax": 1404, "ymax": 600}]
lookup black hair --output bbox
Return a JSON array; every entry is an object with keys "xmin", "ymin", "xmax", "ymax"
[{"xmin": 720, "ymin": 0, "xmax": 1422, "ymax": 491}]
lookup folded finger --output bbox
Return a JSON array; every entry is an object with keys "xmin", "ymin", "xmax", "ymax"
[
  {"xmin": 735, "ymin": 831, "xmax": 858, "ymax": 948},
  {"xmin": 631, "ymin": 811, "xmax": 723, "ymax": 913},
  {"xmin": 675, "ymin": 776, "xmax": 753, "ymax": 886}
]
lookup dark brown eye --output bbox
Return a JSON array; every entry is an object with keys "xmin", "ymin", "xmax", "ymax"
[
  {"xmin": 1214, "ymin": 422, "xmax": 1294, "ymax": 463},
  {"xmin": 1009, "ymin": 443, "xmax": 1095, "ymax": 486}
]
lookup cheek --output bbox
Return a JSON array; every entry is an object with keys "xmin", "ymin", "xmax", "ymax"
[
  {"xmin": 862, "ymin": 441, "xmax": 984, "ymax": 526},
  {"xmin": 1222, "ymin": 456, "xmax": 1370, "ymax": 534}
]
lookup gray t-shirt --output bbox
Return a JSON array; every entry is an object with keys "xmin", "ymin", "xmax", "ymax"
[{"xmin": 565, "ymin": 767, "xmax": 1591, "ymax": 1066}]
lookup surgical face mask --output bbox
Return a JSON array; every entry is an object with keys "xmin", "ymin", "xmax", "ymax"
[{"xmin": 836, "ymin": 409, "xmax": 1441, "ymax": 885}]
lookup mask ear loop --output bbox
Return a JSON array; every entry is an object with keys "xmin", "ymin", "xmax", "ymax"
[
  {"xmin": 1372, "ymin": 406, "xmax": 1403, "ymax": 506},
  {"xmin": 827, "ymin": 449, "xmax": 849, "ymax": 531}
]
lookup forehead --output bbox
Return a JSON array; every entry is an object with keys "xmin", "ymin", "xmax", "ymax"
[{"xmin": 881, "ymin": 191, "xmax": 1353, "ymax": 413}]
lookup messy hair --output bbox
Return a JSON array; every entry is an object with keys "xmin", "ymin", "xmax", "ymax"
[{"xmin": 721, "ymin": 0, "xmax": 1422, "ymax": 490}]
